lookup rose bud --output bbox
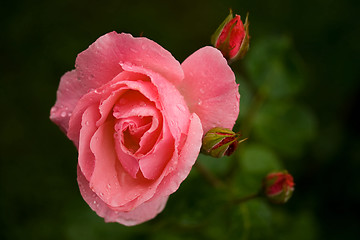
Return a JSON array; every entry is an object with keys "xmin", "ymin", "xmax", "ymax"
[
  {"xmin": 263, "ymin": 171, "xmax": 295, "ymax": 204},
  {"xmin": 201, "ymin": 127, "xmax": 247, "ymax": 158},
  {"xmin": 211, "ymin": 10, "xmax": 250, "ymax": 62}
]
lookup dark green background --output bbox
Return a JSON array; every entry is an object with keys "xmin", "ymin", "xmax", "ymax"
[{"xmin": 1, "ymin": 0, "xmax": 359, "ymax": 239}]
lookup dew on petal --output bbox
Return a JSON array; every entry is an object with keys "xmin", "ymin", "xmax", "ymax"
[
  {"xmin": 50, "ymin": 107, "xmax": 58, "ymax": 114},
  {"xmin": 176, "ymin": 104, "xmax": 186, "ymax": 112}
]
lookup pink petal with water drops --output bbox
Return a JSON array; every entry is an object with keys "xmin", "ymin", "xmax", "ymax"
[
  {"xmin": 178, "ymin": 46, "xmax": 240, "ymax": 133},
  {"xmin": 155, "ymin": 113, "xmax": 203, "ymax": 196},
  {"xmin": 89, "ymin": 120, "xmax": 158, "ymax": 209},
  {"xmin": 138, "ymin": 122, "xmax": 175, "ymax": 180},
  {"xmin": 78, "ymin": 105, "xmax": 100, "ymax": 181},
  {"xmin": 77, "ymin": 166, "xmax": 168, "ymax": 226},
  {"xmin": 112, "ymin": 92, "xmax": 162, "ymax": 155},
  {"xmin": 75, "ymin": 32, "xmax": 184, "ymax": 92},
  {"xmin": 67, "ymin": 72, "xmax": 156, "ymax": 147},
  {"xmin": 120, "ymin": 63, "xmax": 191, "ymax": 146},
  {"xmin": 50, "ymin": 70, "xmax": 87, "ymax": 133}
]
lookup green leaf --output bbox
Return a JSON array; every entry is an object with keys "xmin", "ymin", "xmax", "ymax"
[
  {"xmin": 245, "ymin": 36, "xmax": 305, "ymax": 99},
  {"xmin": 253, "ymin": 101, "xmax": 316, "ymax": 157},
  {"xmin": 226, "ymin": 199, "xmax": 273, "ymax": 240},
  {"xmin": 240, "ymin": 144, "xmax": 283, "ymax": 175},
  {"xmin": 197, "ymin": 152, "xmax": 233, "ymax": 176},
  {"xmin": 237, "ymin": 74, "xmax": 254, "ymax": 121},
  {"xmin": 273, "ymin": 210, "xmax": 319, "ymax": 240}
]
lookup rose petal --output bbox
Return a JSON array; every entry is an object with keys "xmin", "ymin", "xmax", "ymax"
[
  {"xmin": 178, "ymin": 46, "xmax": 240, "ymax": 133},
  {"xmin": 155, "ymin": 113, "xmax": 203, "ymax": 196},
  {"xmin": 113, "ymin": 102, "xmax": 162, "ymax": 157},
  {"xmin": 75, "ymin": 32, "xmax": 184, "ymax": 92},
  {"xmin": 78, "ymin": 114, "xmax": 202, "ymax": 225},
  {"xmin": 120, "ymin": 63, "xmax": 191, "ymax": 146},
  {"xmin": 77, "ymin": 166, "xmax": 168, "ymax": 226},
  {"xmin": 50, "ymin": 70, "xmax": 87, "ymax": 133},
  {"xmin": 90, "ymin": 121, "xmax": 143, "ymax": 206},
  {"xmin": 113, "ymin": 131, "xmax": 140, "ymax": 179},
  {"xmin": 89, "ymin": 120, "xmax": 165, "ymax": 210},
  {"xmin": 68, "ymin": 74, "xmax": 159, "ymax": 147},
  {"xmin": 96, "ymin": 72, "xmax": 152, "ymax": 127},
  {"xmin": 78, "ymin": 105, "xmax": 100, "ymax": 181},
  {"xmin": 138, "ymin": 123, "xmax": 175, "ymax": 180}
]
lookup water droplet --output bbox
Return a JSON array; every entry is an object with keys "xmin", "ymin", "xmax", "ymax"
[
  {"xmin": 197, "ymin": 100, "xmax": 202, "ymax": 106},
  {"xmin": 169, "ymin": 119, "xmax": 175, "ymax": 126},
  {"xmin": 60, "ymin": 111, "xmax": 67, "ymax": 117},
  {"xmin": 176, "ymin": 104, "xmax": 186, "ymax": 112},
  {"xmin": 199, "ymin": 88, "xmax": 205, "ymax": 94},
  {"xmin": 50, "ymin": 107, "xmax": 58, "ymax": 113},
  {"xmin": 93, "ymin": 200, "xmax": 97, "ymax": 205},
  {"xmin": 99, "ymin": 192, "xmax": 104, "ymax": 197},
  {"xmin": 85, "ymin": 121, "xmax": 89, "ymax": 126}
]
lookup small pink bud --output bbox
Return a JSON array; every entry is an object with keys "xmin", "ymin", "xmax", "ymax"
[
  {"xmin": 201, "ymin": 127, "xmax": 247, "ymax": 158},
  {"xmin": 263, "ymin": 171, "xmax": 295, "ymax": 204},
  {"xmin": 211, "ymin": 10, "xmax": 250, "ymax": 62}
]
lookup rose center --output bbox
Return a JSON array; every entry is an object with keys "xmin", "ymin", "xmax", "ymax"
[
  {"xmin": 120, "ymin": 116, "xmax": 152, "ymax": 154},
  {"xmin": 112, "ymin": 90, "xmax": 162, "ymax": 160}
]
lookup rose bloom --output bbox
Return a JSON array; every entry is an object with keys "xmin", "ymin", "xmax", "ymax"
[{"xmin": 50, "ymin": 32, "xmax": 239, "ymax": 226}]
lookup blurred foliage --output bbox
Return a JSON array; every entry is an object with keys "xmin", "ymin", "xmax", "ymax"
[{"xmin": 1, "ymin": 0, "xmax": 359, "ymax": 239}]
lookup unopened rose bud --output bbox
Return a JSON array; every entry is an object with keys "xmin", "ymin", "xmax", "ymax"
[
  {"xmin": 201, "ymin": 127, "xmax": 247, "ymax": 158},
  {"xmin": 211, "ymin": 10, "xmax": 250, "ymax": 62},
  {"xmin": 263, "ymin": 171, "xmax": 295, "ymax": 204}
]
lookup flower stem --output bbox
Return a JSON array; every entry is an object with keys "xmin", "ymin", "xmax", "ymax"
[
  {"xmin": 232, "ymin": 192, "xmax": 260, "ymax": 205},
  {"xmin": 194, "ymin": 161, "xmax": 225, "ymax": 188}
]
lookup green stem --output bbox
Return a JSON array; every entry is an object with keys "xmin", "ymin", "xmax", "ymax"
[
  {"xmin": 241, "ymin": 87, "xmax": 267, "ymax": 137},
  {"xmin": 194, "ymin": 161, "xmax": 225, "ymax": 189},
  {"xmin": 232, "ymin": 192, "xmax": 260, "ymax": 205},
  {"xmin": 227, "ymin": 65, "xmax": 268, "ymax": 179}
]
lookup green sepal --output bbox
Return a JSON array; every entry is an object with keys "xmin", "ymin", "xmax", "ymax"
[
  {"xmin": 232, "ymin": 12, "xmax": 250, "ymax": 61},
  {"xmin": 211, "ymin": 9, "xmax": 234, "ymax": 46}
]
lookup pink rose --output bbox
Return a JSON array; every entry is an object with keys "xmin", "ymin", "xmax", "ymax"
[{"xmin": 50, "ymin": 32, "xmax": 239, "ymax": 226}]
